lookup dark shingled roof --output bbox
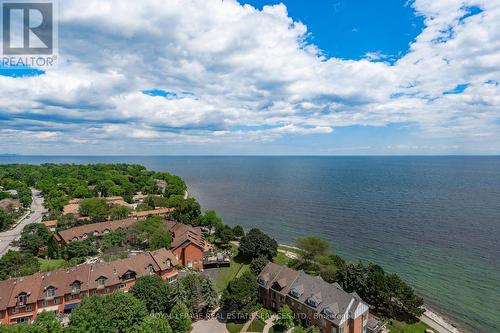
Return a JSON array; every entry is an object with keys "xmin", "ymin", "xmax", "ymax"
[{"xmin": 258, "ymin": 262, "xmax": 368, "ymax": 326}]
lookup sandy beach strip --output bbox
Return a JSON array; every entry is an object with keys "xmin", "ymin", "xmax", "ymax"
[{"xmin": 420, "ymin": 306, "xmax": 462, "ymax": 333}]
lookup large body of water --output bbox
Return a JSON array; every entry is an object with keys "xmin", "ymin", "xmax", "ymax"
[{"xmin": 1, "ymin": 156, "xmax": 499, "ymax": 332}]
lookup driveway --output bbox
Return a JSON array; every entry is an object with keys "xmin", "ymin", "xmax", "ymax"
[
  {"xmin": 0, "ymin": 188, "xmax": 46, "ymax": 257},
  {"xmin": 191, "ymin": 318, "xmax": 229, "ymax": 333}
]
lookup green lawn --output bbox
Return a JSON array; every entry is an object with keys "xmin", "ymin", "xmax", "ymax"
[
  {"xmin": 387, "ymin": 319, "xmax": 432, "ymax": 333},
  {"xmin": 245, "ymin": 318, "xmax": 266, "ymax": 332},
  {"xmin": 272, "ymin": 252, "xmax": 292, "ymax": 266},
  {"xmin": 38, "ymin": 258, "xmax": 68, "ymax": 272},
  {"xmin": 215, "ymin": 248, "xmax": 250, "ymax": 292},
  {"xmin": 226, "ymin": 322, "xmax": 245, "ymax": 333}
]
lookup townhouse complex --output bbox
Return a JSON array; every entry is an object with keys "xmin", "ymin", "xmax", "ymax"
[
  {"xmin": 0, "ymin": 248, "xmax": 178, "ymax": 325},
  {"xmin": 258, "ymin": 263, "xmax": 369, "ymax": 333},
  {"xmin": 53, "ymin": 218, "xmax": 209, "ymax": 270}
]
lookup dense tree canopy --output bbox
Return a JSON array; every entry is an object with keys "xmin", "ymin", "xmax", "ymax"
[
  {"xmin": 0, "ymin": 250, "xmax": 40, "ymax": 280},
  {"xmin": 296, "ymin": 236, "xmax": 330, "ymax": 261},
  {"xmin": 19, "ymin": 224, "xmax": 51, "ymax": 256},
  {"xmin": 134, "ymin": 315, "xmax": 172, "ymax": 333},
  {"xmin": 164, "ymin": 195, "xmax": 201, "ymax": 224},
  {"xmin": 130, "ymin": 275, "xmax": 173, "ymax": 314},
  {"xmin": 68, "ymin": 292, "xmax": 148, "ymax": 333},
  {"xmin": 135, "ymin": 217, "xmax": 172, "ymax": 251},
  {"xmin": 79, "ymin": 198, "xmax": 111, "ymax": 222},
  {"xmin": 170, "ymin": 273, "xmax": 218, "ymax": 316},
  {"xmin": 168, "ymin": 303, "xmax": 192, "ymax": 333},
  {"xmin": 0, "ymin": 209, "xmax": 14, "ymax": 231},
  {"xmin": 221, "ymin": 271, "xmax": 259, "ymax": 319},
  {"xmin": 62, "ymin": 239, "xmax": 98, "ymax": 263},
  {"xmin": 239, "ymin": 228, "xmax": 278, "ymax": 260},
  {"xmin": 0, "ymin": 164, "xmax": 187, "ymax": 214}
]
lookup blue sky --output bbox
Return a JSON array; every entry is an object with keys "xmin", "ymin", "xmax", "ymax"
[
  {"xmin": 0, "ymin": 0, "xmax": 499, "ymax": 155},
  {"xmin": 244, "ymin": 0, "xmax": 424, "ymax": 61}
]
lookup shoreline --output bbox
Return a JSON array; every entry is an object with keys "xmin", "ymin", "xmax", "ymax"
[{"xmin": 420, "ymin": 306, "xmax": 462, "ymax": 333}]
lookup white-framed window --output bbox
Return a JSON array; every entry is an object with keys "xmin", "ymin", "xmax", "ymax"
[
  {"xmin": 54, "ymin": 298, "xmax": 60, "ymax": 304},
  {"xmin": 46, "ymin": 287, "xmax": 55, "ymax": 298},
  {"xmin": 97, "ymin": 277, "xmax": 106, "ymax": 286},
  {"xmin": 187, "ymin": 260, "xmax": 193, "ymax": 268},
  {"xmin": 42, "ymin": 300, "xmax": 48, "ymax": 307},
  {"xmin": 17, "ymin": 294, "xmax": 28, "ymax": 305},
  {"xmin": 12, "ymin": 308, "xmax": 19, "ymax": 314},
  {"xmin": 147, "ymin": 265, "xmax": 154, "ymax": 273},
  {"xmin": 72, "ymin": 282, "xmax": 81, "ymax": 294}
]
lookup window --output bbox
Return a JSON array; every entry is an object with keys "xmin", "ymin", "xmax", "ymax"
[
  {"xmin": 331, "ymin": 327, "xmax": 338, "ymax": 333},
  {"xmin": 167, "ymin": 275, "xmax": 177, "ymax": 283},
  {"xmin": 46, "ymin": 287, "xmax": 55, "ymax": 298},
  {"xmin": 119, "ymin": 284, "xmax": 125, "ymax": 289},
  {"xmin": 42, "ymin": 300, "xmax": 48, "ymax": 307},
  {"xmin": 17, "ymin": 294, "xmax": 28, "ymax": 305},
  {"xmin": 123, "ymin": 272, "xmax": 135, "ymax": 280},
  {"xmin": 165, "ymin": 259, "xmax": 172, "ymax": 268},
  {"xmin": 12, "ymin": 308, "xmax": 19, "ymax": 314},
  {"xmin": 306, "ymin": 297, "xmax": 318, "ymax": 307},
  {"xmin": 72, "ymin": 282, "xmax": 81, "ymax": 294},
  {"xmin": 16, "ymin": 316, "xmax": 29, "ymax": 324},
  {"xmin": 97, "ymin": 277, "xmax": 106, "ymax": 286},
  {"xmin": 257, "ymin": 277, "xmax": 266, "ymax": 285},
  {"xmin": 187, "ymin": 260, "xmax": 193, "ymax": 268},
  {"xmin": 147, "ymin": 265, "xmax": 154, "ymax": 273},
  {"xmin": 339, "ymin": 326, "xmax": 344, "ymax": 333},
  {"xmin": 25, "ymin": 305, "xmax": 32, "ymax": 311},
  {"xmin": 54, "ymin": 298, "xmax": 60, "ymax": 304},
  {"xmin": 289, "ymin": 287, "xmax": 303, "ymax": 298}
]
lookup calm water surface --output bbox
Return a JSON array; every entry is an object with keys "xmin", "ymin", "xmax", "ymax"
[{"xmin": 1, "ymin": 156, "xmax": 499, "ymax": 332}]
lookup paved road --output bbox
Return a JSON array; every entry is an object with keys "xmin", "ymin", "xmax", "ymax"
[{"xmin": 0, "ymin": 188, "xmax": 46, "ymax": 257}]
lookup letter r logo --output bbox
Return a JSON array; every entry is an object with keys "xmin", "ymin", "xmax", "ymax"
[{"xmin": 2, "ymin": 1, "xmax": 53, "ymax": 55}]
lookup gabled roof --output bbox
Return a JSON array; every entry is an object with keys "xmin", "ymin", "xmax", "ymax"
[
  {"xmin": 130, "ymin": 208, "xmax": 174, "ymax": 218},
  {"xmin": 150, "ymin": 248, "xmax": 179, "ymax": 271},
  {"xmin": 258, "ymin": 263, "xmax": 368, "ymax": 325},
  {"xmin": 166, "ymin": 221, "xmax": 205, "ymax": 250},
  {"xmin": 269, "ymin": 265, "xmax": 299, "ymax": 295},
  {"xmin": 56, "ymin": 218, "xmax": 136, "ymax": 243},
  {"xmin": 39, "ymin": 265, "xmax": 91, "ymax": 298},
  {"xmin": 0, "ymin": 248, "xmax": 178, "ymax": 312},
  {"xmin": 7, "ymin": 274, "xmax": 43, "ymax": 307}
]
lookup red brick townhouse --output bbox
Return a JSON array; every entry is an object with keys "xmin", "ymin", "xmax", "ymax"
[
  {"xmin": 54, "ymin": 219, "xmax": 209, "ymax": 271},
  {"xmin": 165, "ymin": 221, "xmax": 209, "ymax": 270},
  {"xmin": 53, "ymin": 218, "xmax": 137, "ymax": 245},
  {"xmin": 258, "ymin": 263, "xmax": 369, "ymax": 333},
  {"xmin": 0, "ymin": 248, "xmax": 178, "ymax": 325}
]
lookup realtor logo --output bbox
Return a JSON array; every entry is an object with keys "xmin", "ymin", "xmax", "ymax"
[{"xmin": 1, "ymin": 0, "xmax": 57, "ymax": 67}]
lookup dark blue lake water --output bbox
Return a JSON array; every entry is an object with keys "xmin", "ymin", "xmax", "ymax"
[{"xmin": 1, "ymin": 156, "xmax": 499, "ymax": 332}]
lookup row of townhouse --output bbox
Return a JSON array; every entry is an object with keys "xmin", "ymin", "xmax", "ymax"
[
  {"xmin": 258, "ymin": 263, "xmax": 369, "ymax": 333},
  {"xmin": 53, "ymin": 219, "xmax": 209, "ymax": 270},
  {"xmin": 0, "ymin": 248, "xmax": 178, "ymax": 325}
]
